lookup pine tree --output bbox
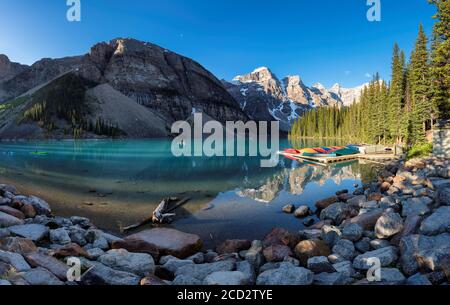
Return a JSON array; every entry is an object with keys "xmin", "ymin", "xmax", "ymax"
[{"xmin": 388, "ymin": 44, "xmax": 406, "ymax": 143}]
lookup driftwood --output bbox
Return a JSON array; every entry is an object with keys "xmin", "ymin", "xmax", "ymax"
[{"xmin": 122, "ymin": 197, "xmax": 191, "ymax": 232}]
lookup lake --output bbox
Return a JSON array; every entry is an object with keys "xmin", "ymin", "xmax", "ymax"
[{"xmin": 0, "ymin": 139, "xmax": 381, "ymax": 248}]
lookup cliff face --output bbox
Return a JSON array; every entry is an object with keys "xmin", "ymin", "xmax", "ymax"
[{"xmin": 0, "ymin": 39, "xmax": 248, "ymax": 139}]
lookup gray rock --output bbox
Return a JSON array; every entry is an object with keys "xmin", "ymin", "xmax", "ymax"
[
  {"xmin": 70, "ymin": 216, "xmax": 92, "ymax": 228},
  {"xmin": 81, "ymin": 261, "xmax": 141, "ymax": 285},
  {"xmin": 256, "ymin": 263, "xmax": 313, "ymax": 285},
  {"xmin": 282, "ymin": 204, "xmax": 295, "ymax": 214},
  {"xmin": 162, "ymin": 259, "xmax": 194, "ymax": 274},
  {"xmin": 8, "ymin": 224, "xmax": 49, "ymax": 241},
  {"xmin": 420, "ymin": 206, "xmax": 450, "ymax": 236},
  {"xmin": 0, "ymin": 228, "xmax": 10, "ymax": 239},
  {"xmin": 159, "ymin": 255, "xmax": 178, "ymax": 265},
  {"xmin": 299, "ymin": 229, "xmax": 321, "ymax": 240},
  {"xmin": 320, "ymin": 202, "xmax": 351, "ymax": 225},
  {"xmin": 370, "ymin": 239, "xmax": 391, "ymax": 250},
  {"xmin": 436, "ymin": 185, "xmax": 450, "ymax": 206},
  {"xmin": 402, "ymin": 197, "xmax": 433, "ymax": 217},
  {"xmin": 0, "ymin": 250, "xmax": 31, "ymax": 271},
  {"xmin": 400, "ymin": 233, "xmax": 450, "ymax": 276},
  {"xmin": 98, "ymin": 249, "xmax": 155, "ymax": 276},
  {"xmin": 327, "ymin": 254, "xmax": 346, "ymax": 264},
  {"xmin": 353, "ymin": 247, "xmax": 398, "ymax": 270},
  {"xmin": 355, "ymin": 237, "xmax": 371, "ymax": 253},
  {"xmin": 332, "ymin": 261, "xmax": 355, "ymax": 277},
  {"xmin": 25, "ymin": 196, "xmax": 51, "ymax": 216},
  {"xmin": 332, "ymin": 239, "xmax": 355, "ymax": 260},
  {"xmin": 342, "ymin": 223, "xmax": 363, "ymax": 241},
  {"xmin": 294, "ymin": 206, "xmax": 310, "ymax": 218},
  {"xmin": 175, "ymin": 261, "xmax": 235, "ymax": 281},
  {"xmin": 313, "ymin": 272, "xmax": 350, "ymax": 285},
  {"xmin": 49, "ymin": 228, "xmax": 71, "ymax": 245},
  {"xmin": 236, "ymin": 260, "xmax": 256, "ymax": 285},
  {"xmin": 68, "ymin": 226, "xmax": 87, "ymax": 246},
  {"xmin": 204, "ymin": 271, "xmax": 248, "ymax": 285},
  {"xmin": 307, "ymin": 256, "xmax": 335, "ymax": 274},
  {"xmin": 0, "ymin": 211, "xmax": 23, "ymax": 228},
  {"xmin": 259, "ymin": 262, "xmax": 281, "ymax": 273},
  {"xmin": 321, "ymin": 225, "xmax": 341, "ymax": 247},
  {"xmin": 204, "ymin": 251, "xmax": 218, "ymax": 263},
  {"xmin": 359, "ymin": 201, "xmax": 379, "ymax": 209},
  {"xmin": 86, "ymin": 248, "xmax": 105, "ymax": 259},
  {"xmin": 405, "ymin": 273, "xmax": 432, "ymax": 285},
  {"xmin": 22, "ymin": 267, "xmax": 64, "ymax": 285},
  {"xmin": 187, "ymin": 252, "xmax": 205, "ymax": 264},
  {"xmin": 347, "ymin": 195, "xmax": 367, "ymax": 207},
  {"xmin": 380, "ymin": 196, "xmax": 397, "ymax": 209},
  {"xmin": 375, "ymin": 212, "xmax": 404, "ymax": 239},
  {"xmin": 245, "ymin": 240, "xmax": 264, "ymax": 271},
  {"xmin": 0, "ymin": 280, "xmax": 11, "ymax": 285},
  {"xmin": 93, "ymin": 237, "xmax": 109, "ymax": 250},
  {"xmin": 172, "ymin": 275, "xmax": 203, "ymax": 285},
  {"xmin": 379, "ymin": 268, "xmax": 406, "ymax": 284}
]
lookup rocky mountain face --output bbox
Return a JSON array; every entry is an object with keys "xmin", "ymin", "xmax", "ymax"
[
  {"xmin": 226, "ymin": 67, "xmax": 369, "ymax": 131},
  {"xmin": 0, "ymin": 38, "xmax": 247, "ymax": 139},
  {"xmin": 0, "ymin": 55, "xmax": 28, "ymax": 83}
]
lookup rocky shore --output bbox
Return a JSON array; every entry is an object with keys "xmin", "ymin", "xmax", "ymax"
[{"xmin": 1, "ymin": 156, "xmax": 449, "ymax": 285}]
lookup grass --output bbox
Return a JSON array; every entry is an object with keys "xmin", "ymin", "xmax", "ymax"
[
  {"xmin": 0, "ymin": 96, "xmax": 29, "ymax": 112},
  {"xmin": 406, "ymin": 143, "xmax": 433, "ymax": 160}
]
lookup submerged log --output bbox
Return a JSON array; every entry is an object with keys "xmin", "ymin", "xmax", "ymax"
[{"xmin": 121, "ymin": 197, "xmax": 191, "ymax": 233}]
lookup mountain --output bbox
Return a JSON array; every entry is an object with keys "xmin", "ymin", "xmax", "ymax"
[
  {"xmin": 226, "ymin": 67, "xmax": 369, "ymax": 131},
  {"xmin": 0, "ymin": 38, "xmax": 247, "ymax": 139}
]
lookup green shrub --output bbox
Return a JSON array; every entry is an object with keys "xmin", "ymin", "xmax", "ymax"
[{"xmin": 406, "ymin": 143, "xmax": 433, "ymax": 160}]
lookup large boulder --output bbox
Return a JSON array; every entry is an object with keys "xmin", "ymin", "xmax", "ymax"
[
  {"xmin": 375, "ymin": 212, "xmax": 404, "ymax": 239},
  {"xmin": 0, "ymin": 211, "xmax": 23, "ymax": 228},
  {"xmin": 98, "ymin": 249, "xmax": 155, "ymax": 277},
  {"xmin": 256, "ymin": 263, "xmax": 313, "ymax": 285},
  {"xmin": 353, "ymin": 247, "xmax": 398, "ymax": 270},
  {"xmin": 112, "ymin": 228, "xmax": 202, "ymax": 259},
  {"xmin": 294, "ymin": 239, "xmax": 331, "ymax": 266},
  {"xmin": 419, "ymin": 206, "xmax": 450, "ymax": 236}
]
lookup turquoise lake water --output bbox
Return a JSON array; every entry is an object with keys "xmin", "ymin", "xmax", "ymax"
[{"xmin": 0, "ymin": 139, "xmax": 381, "ymax": 247}]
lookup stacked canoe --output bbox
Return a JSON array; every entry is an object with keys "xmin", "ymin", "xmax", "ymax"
[{"xmin": 284, "ymin": 145, "xmax": 360, "ymax": 158}]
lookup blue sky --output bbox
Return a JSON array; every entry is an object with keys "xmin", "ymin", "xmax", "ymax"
[{"xmin": 0, "ymin": 0, "xmax": 437, "ymax": 88}]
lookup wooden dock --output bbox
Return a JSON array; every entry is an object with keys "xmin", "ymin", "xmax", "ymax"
[{"xmin": 281, "ymin": 152, "xmax": 397, "ymax": 165}]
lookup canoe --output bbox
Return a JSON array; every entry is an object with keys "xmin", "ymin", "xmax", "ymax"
[
  {"xmin": 30, "ymin": 152, "xmax": 49, "ymax": 156},
  {"xmin": 333, "ymin": 148, "xmax": 359, "ymax": 156}
]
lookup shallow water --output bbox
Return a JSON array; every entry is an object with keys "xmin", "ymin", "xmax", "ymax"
[{"xmin": 0, "ymin": 139, "xmax": 381, "ymax": 248}]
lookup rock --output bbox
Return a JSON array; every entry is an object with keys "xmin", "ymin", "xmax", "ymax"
[
  {"xmin": 420, "ymin": 206, "xmax": 450, "ymax": 236},
  {"xmin": 321, "ymin": 225, "xmax": 341, "ymax": 247},
  {"xmin": 263, "ymin": 244, "xmax": 292, "ymax": 262},
  {"xmin": 320, "ymin": 202, "xmax": 352, "ymax": 225},
  {"xmin": 216, "ymin": 239, "xmax": 251, "ymax": 254},
  {"xmin": 52, "ymin": 243, "xmax": 90, "ymax": 258},
  {"xmin": 86, "ymin": 248, "xmax": 105, "ymax": 259},
  {"xmin": 256, "ymin": 263, "xmax": 313, "ymax": 285},
  {"xmin": 0, "ymin": 206, "xmax": 25, "ymax": 219},
  {"xmin": 70, "ymin": 216, "xmax": 92, "ymax": 228},
  {"xmin": 375, "ymin": 212, "xmax": 404, "ymax": 239},
  {"xmin": 187, "ymin": 252, "xmax": 204, "ymax": 264},
  {"xmin": 380, "ymin": 182, "xmax": 392, "ymax": 193},
  {"xmin": 159, "ymin": 255, "xmax": 178, "ymax": 265},
  {"xmin": 436, "ymin": 185, "xmax": 450, "ymax": 206},
  {"xmin": 0, "ymin": 211, "xmax": 23, "ymax": 228},
  {"xmin": 0, "ymin": 280, "xmax": 11, "ymax": 285},
  {"xmin": 98, "ymin": 249, "xmax": 155, "ymax": 277},
  {"xmin": 342, "ymin": 223, "xmax": 363, "ymax": 241},
  {"xmin": 359, "ymin": 201, "xmax": 379, "ymax": 209},
  {"xmin": 0, "ymin": 229, "xmax": 10, "ymax": 239},
  {"xmin": 161, "ymin": 259, "xmax": 194, "ymax": 275},
  {"xmin": 81, "ymin": 261, "xmax": 141, "ymax": 285},
  {"xmin": 379, "ymin": 196, "xmax": 398, "ymax": 210},
  {"xmin": 347, "ymin": 195, "xmax": 367, "ymax": 207},
  {"xmin": 20, "ymin": 205, "xmax": 36, "ymax": 218},
  {"xmin": 370, "ymin": 239, "xmax": 391, "ymax": 250},
  {"xmin": 259, "ymin": 262, "xmax": 281, "ymax": 273},
  {"xmin": 327, "ymin": 254, "xmax": 345, "ymax": 264},
  {"xmin": 355, "ymin": 237, "xmax": 371, "ymax": 253},
  {"xmin": 332, "ymin": 239, "xmax": 355, "ymax": 260},
  {"xmin": 391, "ymin": 214, "xmax": 422, "ymax": 245},
  {"xmin": 315, "ymin": 196, "xmax": 339, "ymax": 210},
  {"xmin": 236, "ymin": 261, "xmax": 255, "ymax": 285},
  {"xmin": 263, "ymin": 228, "xmax": 300, "ymax": 248},
  {"xmin": 406, "ymin": 273, "xmax": 432, "ymax": 285},
  {"xmin": 24, "ymin": 196, "xmax": 51, "ymax": 216},
  {"xmin": 399, "ymin": 233, "xmax": 450, "ymax": 276},
  {"xmin": 342, "ymin": 209, "xmax": 383, "ymax": 230},
  {"xmin": 336, "ymin": 189, "xmax": 349, "ymax": 196},
  {"xmin": 294, "ymin": 206, "xmax": 310, "ymax": 218},
  {"xmin": 368, "ymin": 193, "xmax": 383, "ymax": 202},
  {"xmin": 379, "ymin": 268, "xmax": 406, "ymax": 284},
  {"xmin": 172, "ymin": 275, "xmax": 202, "ymax": 285},
  {"xmin": 245, "ymin": 240, "xmax": 264, "ymax": 271},
  {"xmin": 353, "ymin": 247, "xmax": 398, "ymax": 270},
  {"xmin": 0, "ymin": 237, "xmax": 37, "ymax": 255},
  {"xmin": 112, "ymin": 228, "xmax": 202, "ymax": 259},
  {"xmin": 8, "ymin": 224, "xmax": 49, "ymax": 241},
  {"xmin": 24, "ymin": 252, "xmax": 69, "ymax": 280},
  {"xmin": 294, "ymin": 239, "xmax": 331, "ymax": 266},
  {"xmin": 205, "ymin": 251, "xmax": 218, "ymax": 263},
  {"xmin": 204, "ymin": 271, "xmax": 248, "ymax": 285},
  {"xmin": 68, "ymin": 226, "xmax": 87, "ymax": 246},
  {"xmin": 337, "ymin": 193, "xmax": 354, "ymax": 202},
  {"xmin": 307, "ymin": 256, "xmax": 335, "ymax": 274},
  {"xmin": 303, "ymin": 218, "xmax": 315, "ymax": 227},
  {"xmin": 50, "ymin": 228, "xmax": 72, "ymax": 245},
  {"xmin": 0, "ymin": 184, "xmax": 18, "ymax": 195},
  {"xmin": 332, "ymin": 261, "xmax": 355, "ymax": 277},
  {"xmin": 175, "ymin": 261, "xmax": 235, "ymax": 281},
  {"xmin": 22, "ymin": 267, "xmax": 64, "ymax": 285},
  {"xmin": 299, "ymin": 229, "xmax": 322, "ymax": 240},
  {"xmin": 282, "ymin": 204, "xmax": 295, "ymax": 214},
  {"xmin": 140, "ymin": 274, "xmax": 168, "ymax": 285},
  {"xmin": 313, "ymin": 272, "xmax": 349, "ymax": 285},
  {"xmin": 402, "ymin": 197, "xmax": 433, "ymax": 217},
  {"xmin": 0, "ymin": 250, "xmax": 31, "ymax": 271}
]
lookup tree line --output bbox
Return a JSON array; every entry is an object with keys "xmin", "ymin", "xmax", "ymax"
[{"xmin": 290, "ymin": 1, "xmax": 449, "ymax": 147}]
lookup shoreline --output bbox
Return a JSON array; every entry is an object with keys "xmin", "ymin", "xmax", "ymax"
[{"xmin": 1, "ymin": 156, "xmax": 449, "ymax": 285}]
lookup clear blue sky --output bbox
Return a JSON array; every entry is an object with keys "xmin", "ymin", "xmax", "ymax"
[{"xmin": 0, "ymin": 0, "xmax": 437, "ymax": 88}]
